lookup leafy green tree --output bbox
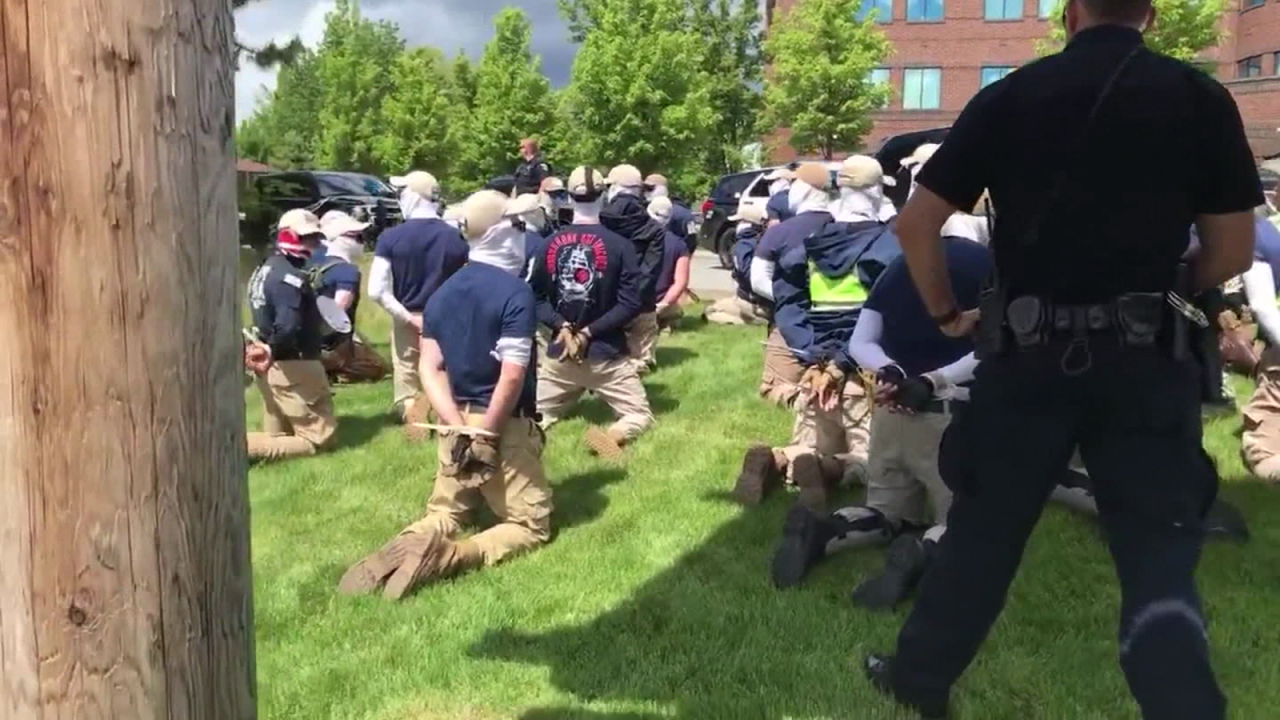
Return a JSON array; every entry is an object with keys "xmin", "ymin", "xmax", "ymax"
[
  {"xmin": 759, "ymin": 0, "xmax": 891, "ymax": 160},
  {"xmin": 689, "ymin": 0, "xmax": 764, "ymax": 176},
  {"xmin": 450, "ymin": 53, "xmax": 479, "ymax": 110},
  {"xmin": 454, "ymin": 8, "xmax": 554, "ymax": 191},
  {"xmin": 1039, "ymin": 0, "xmax": 1226, "ymax": 62},
  {"xmin": 376, "ymin": 47, "xmax": 458, "ymax": 177},
  {"xmin": 312, "ymin": 0, "xmax": 404, "ymax": 173},
  {"xmin": 556, "ymin": 0, "xmax": 717, "ymax": 193}
]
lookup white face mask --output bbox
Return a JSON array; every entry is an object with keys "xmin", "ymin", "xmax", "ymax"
[{"xmin": 326, "ymin": 235, "xmax": 364, "ymax": 260}]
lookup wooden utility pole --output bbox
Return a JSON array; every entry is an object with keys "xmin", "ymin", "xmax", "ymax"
[{"xmin": 0, "ymin": 1, "xmax": 255, "ymax": 718}]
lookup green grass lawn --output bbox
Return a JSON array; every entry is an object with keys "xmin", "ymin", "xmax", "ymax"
[{"xmin": 247, "ymin": 296, "xmax": 1280, "ymax": 720}]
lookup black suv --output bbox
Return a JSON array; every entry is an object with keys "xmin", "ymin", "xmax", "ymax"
[
  {"xmin": 239, "ymin": 170, "xmax": 403, "ymax": 249},
  {"xmin": 695, "ymin": 168, "xmax": 770, "ymax": 267}
]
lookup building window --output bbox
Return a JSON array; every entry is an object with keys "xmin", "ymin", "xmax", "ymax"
[
  {"xmin": 985, "ymin": 0, "xmax": 1022, "ymax": 20},
  {"xmin": 1275, "ymin": 51, "xmax": 1280, "ymax": 75},
  {"xmin": 1242, "ymin": 0, "xmax": 1265, "ymax": 9},
  {"xmin": 981, "ymin": 66, "xmax": 1014, "ymax": 87},
  {"xmin": 906, "ymin": 0, "xmax": 944, "ymax": 21},
  {"xmin": 1238, "ymin": 55, "xmax": 1263, "ymax": 79},
  {"xmin": 903, "ymin": 68, "xmax": 942, "ymax": 109},
  {"xmin": 857, "ymin": 0, "xmax": 893, "ymax": 23},
  {"xmin": 868, "ymin": 68, "xmax": 891, "ymax": 86},
  {"xmin": 1038, "ymin": 0, "xmax": 1057, "ymax": 18}
]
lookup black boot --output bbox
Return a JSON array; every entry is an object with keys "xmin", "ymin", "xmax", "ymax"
[
  {"xmin": 851, "ymin": 533, "xmax": 931, "ymax": 612},
  {"xmin": 771, "ymin": 504, "xmax": 837, "ymax": 589},
  {"xmin": 864, "ymin": 654, "xmax": 950, "ymax": 719},
  {"xmin": 733, "ymin": 446, "xmax": 782, "ymax": 505}
]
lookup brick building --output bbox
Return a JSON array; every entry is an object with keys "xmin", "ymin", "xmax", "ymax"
[{"xmin": 765, "ymin": 0, "xmax": 1280, "ymax": 160}]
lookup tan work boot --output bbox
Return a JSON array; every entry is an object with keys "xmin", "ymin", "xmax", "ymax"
[
  {"xmin": 792, "ymin": 454, "xmax": 844, "ymax": 513},
  {"xmin": 584, "ymin": 426, "xmax": 628, "ymax": 462},
  {"xmin": 732, "ymin": 446, "xmax": 784, "ymax": 505},
  {"xmin": 382, "ymin": 535, "xmax": 483, "ymax": 601},
  {"xmin": 338, "ymin": 533, "xmax": 422, "ymax": 595}
]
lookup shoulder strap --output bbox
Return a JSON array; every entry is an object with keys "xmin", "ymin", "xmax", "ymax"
[
  {"xmin": 1023, "ymin": 46, "xmax": 1143, "ymax": 246},
  {"xmin": 306, "ymin": 259, "xmax": 345, "ymax": 289}
]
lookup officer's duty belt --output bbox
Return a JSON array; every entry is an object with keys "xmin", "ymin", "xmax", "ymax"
[{"xmin": 1004, "ymin": 293, "xmax": 1165, "ymax": 350}]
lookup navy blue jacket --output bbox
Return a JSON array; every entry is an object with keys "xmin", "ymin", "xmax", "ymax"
[
  {"xmin": 247, "ymin": 252, "xmax": 324, "ymax": 361},
  {"xmin": 731, "ymin": 224, "xmax": 766, "ymax": 305},
  {"xmin": 668, "ymin": 201, "xmax": 694, "ymax": 241},
  {"xmin": 602, "ymin": 193, "xmax": 666, "ymax": 311},
  {"xmin": 766, "ymin": 191, "xmax": 792, "ymax": 223},
  {"xmin": 774, "ymin": 220, "xmax": 901, "ymax": 369}
]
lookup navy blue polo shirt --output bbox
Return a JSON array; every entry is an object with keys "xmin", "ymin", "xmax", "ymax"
[
  {"xmin": 315, "ymin": 260, "xmax": 362, "ymax": 326},
  {"xmin": 766, "ymin": 191, "xmax": 792, "ymax": 222},
  {"xmin": 668, "ymin": 202, "xmax": 694, "ymax": 239},
  {"xmin": 423, "ymin": 262, "xmax": 538, "ymax": 417},
  {"xmin": 654, "ymin": 231, "xmax": 690, "ymax": 299},
  {"xmin": 863, "ymin": 237, "xmax": 992, "ymax": 376},
  {"xmin": 373, "ymin": 218, "xmax": 469, "ymax": 312},
  {"xmin": 754, "ymin": 211, "xmax": 832, "ymax": 264}
]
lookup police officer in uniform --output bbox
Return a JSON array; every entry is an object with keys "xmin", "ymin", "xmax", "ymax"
[
  {"xmin": 244, "ymin": 209, "xmax": 339, "ymax": 462},
  {"xmin": 863, "ymin": 2, "xmax": 1263, "ymax": 718},
  {"xmin": 514, "ymin": 138, "xmax": 552, "ymax": 196}
]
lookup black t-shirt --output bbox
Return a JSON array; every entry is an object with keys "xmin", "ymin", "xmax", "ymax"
[
  {"xmin": 917, "ymin": 25, "xmax": 1263, "ymax": 303},
  {"xmin": 530, "ymin": 223, "xmax": 642, "ymax": 361}
]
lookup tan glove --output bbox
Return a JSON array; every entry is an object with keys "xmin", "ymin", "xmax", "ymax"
[
  {"xmin": 556, "ymin": 325, "xmax": 582, "ymax": 362},
  {"xmin": 439, "ymin": 432, "xmax": 500, "ymax": 488}
]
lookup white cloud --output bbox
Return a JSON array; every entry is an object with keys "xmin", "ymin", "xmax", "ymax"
[{"xmin": 234, "ymin": 0, "xmax": 573, "ymax": 123}]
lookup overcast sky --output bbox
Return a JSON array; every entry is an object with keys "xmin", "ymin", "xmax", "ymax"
[{"xmin": 235, "ymin": 0, "xmax": 574, "ymax": 121}]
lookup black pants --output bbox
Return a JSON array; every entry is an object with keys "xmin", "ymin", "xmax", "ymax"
[{"xmin": 894, "ymin": 337, "xmax": 1225, "ymax": 720}]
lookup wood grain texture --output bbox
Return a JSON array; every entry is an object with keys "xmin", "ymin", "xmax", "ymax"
[{"xmin": 0, "ymin": 0, "xmax": 254, "ymax": 718}]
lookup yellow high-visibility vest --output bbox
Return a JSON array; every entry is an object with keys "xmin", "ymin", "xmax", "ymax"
[{"xmin": 809, "ymin": 260, "xmax": 867, "ymax": 312}]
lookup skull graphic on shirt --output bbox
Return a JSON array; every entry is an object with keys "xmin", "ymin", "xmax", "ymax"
[{"xmin": 556, "ymin": 243, "xmax": 597, "ymax": 304}]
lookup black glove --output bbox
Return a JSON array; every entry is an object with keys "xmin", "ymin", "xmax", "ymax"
[
  {"xmin": 876, "ymin": 365, "xmax": 907, "ymax": 387},
  {"xmin": 895, "ymin": 376, "xmax": 935, "ymax": 412}
]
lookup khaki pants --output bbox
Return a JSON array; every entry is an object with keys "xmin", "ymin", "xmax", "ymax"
[
  {"xmin": 403, "ymin": 414, "xmax": 552, "ymax": 565},
  {"xmin": 247, "ymin": 360, "xmax": 338, "ymax": 461},
  {"xmin": 626, "ymin": 312, "xmax": 660, "ymax": 373},
  {"xmin": 864, "ymin": 405, "xmax": 953, "ymax": 526},
  {"xmin": 1242, "ymin": 346, "xmax": 1280, "ymax": 480},
  {"xmin": 321, "ymin": 334, "xmax": 390, "ymax": 384},
  {"xmin": 390, "ymin": 314, "xmax": 424, "ymax": 413},
  {"xmin": 778, "ymin": 380, "xmax": 872, "ymax": 481},
  {"xmin": 537, "ymin": 356, "xmax": 654, "ymax": 441},
  {"xmin": 705, "ymin": 296, "xmax": 768, "ymax": 326},
  {"xmin": 760, "ymin": 327, "xmax": 804, "ymax": 408}
]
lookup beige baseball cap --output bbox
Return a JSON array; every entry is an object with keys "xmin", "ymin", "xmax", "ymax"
[
  {"xmin": 606, "ymin": 164, "xmax": 643, "ymax": 187},
  {"xmin": 458, "ymin": 190, "xmax": 509, "ymax": 240},
  {"xmin": 728, "ymin": 203, "xmax": 767, "ymax": 224},
  {"xmin": 540, "ymin": 177, "xmax": 565, "ymax": 193},
  {"xmin": 644, "ymin": 173, "xmax": 668, "ymax": 187},
  {"xmin": 837, "ymin": 155, "xmax": 885, "ymax": 190},
  {"xmin": 794, "ymin": 162, "xmax": 833, "ymax": 190},
  {"xmin": 567, "ymin": 166, "xmax": 606, "ymax": 196},
  {"xmin": 900, "ymin": 143, "xmax": 940, "ymax": 171},
  {"xmin": 277, "ymin": 209, "xmax": 323, "ymax": 236},
  {"xmin": 319, "ymin": 210, "xmax": 370, "ymax": 239},
  {"xmin": 648, "ymin": 196, "xmax": 673, "ymax": 218},
  {"xmin": 505, "ymin": 193, "xmax": 543, "ymax": 217},
  {"xmin": 389, "ymin": 170, "xmax": 440, "ymax": 199}
]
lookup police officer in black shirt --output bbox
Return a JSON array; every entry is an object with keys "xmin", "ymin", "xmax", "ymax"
[
  {"xmin": 513, "ymin": 138, "xmax": 552, "ymax": 196},
  {"xmin": 863, "ymin": 2, "xmax": 1262, "ymax": 718}
]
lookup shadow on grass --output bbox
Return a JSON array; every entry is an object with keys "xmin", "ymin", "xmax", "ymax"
[
  {"xmin": 654, "ymin": 346, "xmax": 697, "ymax": 370},
  {"xmin": 467, "ymin": 497, "xmax": 877, "ymax": 720},
  {"xmin": 333, "ymin": 413, "xmax": 394, "ymax": 451},
  {"xmin": 554, "ymin": 469, "xmax": 627, "ymax": 533},
  {"xmin": 520, "ymin": 711, "xmax": 665, "ymax": 720}
]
